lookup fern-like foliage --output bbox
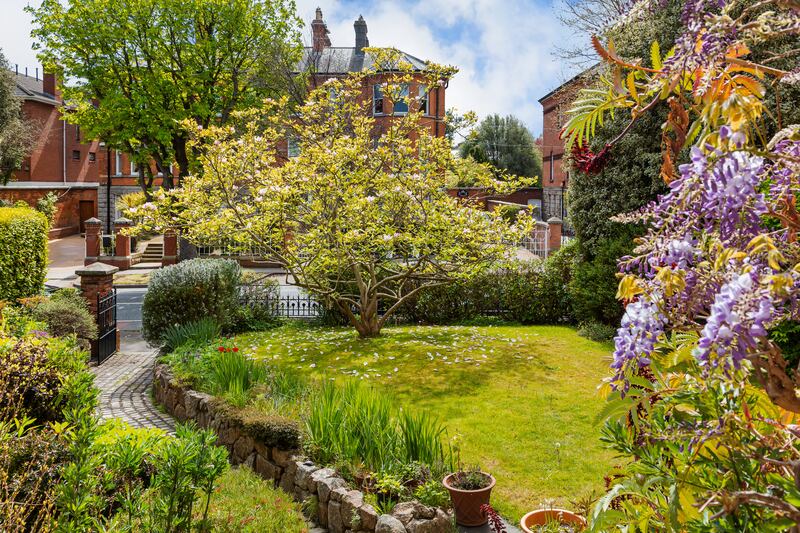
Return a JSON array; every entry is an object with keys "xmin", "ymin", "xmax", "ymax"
[{"xmin": 562, "ymin": 78, "xmax": 633, "ymax": 150}]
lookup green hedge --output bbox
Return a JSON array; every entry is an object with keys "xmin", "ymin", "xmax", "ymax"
[
  {"xmin": 142, "ymin": 258, "xmax": 241, "ymax": 344},
  {"xmin": 399, "ymin": 242, "xmax": 578, "ymax": 325},
  {"xmin": 0, "ymin": 207, "xmax": 48, "ymax": 301}
]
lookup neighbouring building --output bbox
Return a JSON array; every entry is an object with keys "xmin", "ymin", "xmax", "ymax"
[
  {"xmin": 538, "ymin": 67, "xmax": 596, "ymax": 232},
  {"xmin": 1, "ymin": 68, "xmax": 170, "ymax": 237},
  {"xmin": 298, "ymin": 8, "xmax": 447, "ymax": 143}
]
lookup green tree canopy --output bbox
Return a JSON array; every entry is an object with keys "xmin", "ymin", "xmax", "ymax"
[
  {"xmin": 458, "ymin": 114, "xmax": 542, "ymax": 180},
  {"xmin": 28, "ymin": 0, "xmax": 303, "ymax": 193},
  {"xmin": 132, "ymin": 50, "xmax": 532, "ymax": 337},
  {"xmin": 0, "ymin": 50, "xmax": 36, "ymax": 184}
]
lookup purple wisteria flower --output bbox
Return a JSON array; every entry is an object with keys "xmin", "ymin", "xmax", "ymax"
[
  {"xmin": 694, "ymin": 272, "xmax": 774, "ymax": 369},
  {"xmin": 612, "ymin": 297, "xmax": 667, "ymax": 390}
]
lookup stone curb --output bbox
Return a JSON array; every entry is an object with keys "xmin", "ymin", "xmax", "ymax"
[{"xmin": 153, "ymin": 364, "xmax": 453, "ymax": 533}]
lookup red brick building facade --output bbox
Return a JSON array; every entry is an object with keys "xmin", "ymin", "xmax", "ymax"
[
  {"xmin": 538, "ymin": 68, "xmax": 595, "ymax": 229},
  {"xmin": 0, "ymin": 70, "xmax": 169, "ymax": 237}
]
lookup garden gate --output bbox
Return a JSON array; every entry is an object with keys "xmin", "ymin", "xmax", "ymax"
[
  {"xmin": 96, "ymin": 289, "xmax": 118, "ymax": 364},
  {"xmin": 520, "ymin": 221, "xmax": 551, "ymax": 259}
]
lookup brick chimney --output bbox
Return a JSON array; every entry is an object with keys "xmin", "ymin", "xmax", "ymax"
[
  {"xmin": 43, "ymin": 71, "xmax": 57, "ymax": 98},
  {"xmin": 311, "ymin": 7, "xmax": 331, "ymax": 52},
  {"xmin": 354, "ymin": 15, "xmax": 369, "ymax": 55}
]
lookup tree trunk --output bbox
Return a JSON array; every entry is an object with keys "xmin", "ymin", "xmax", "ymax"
[{"xmin": 341, "ymin": 294, "xmax": 382, "ymax": 338}]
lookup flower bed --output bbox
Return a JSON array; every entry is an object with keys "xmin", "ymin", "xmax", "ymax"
[{"xmin": 153, "ymin": 363, "xmax": 452, "ymax": 533}]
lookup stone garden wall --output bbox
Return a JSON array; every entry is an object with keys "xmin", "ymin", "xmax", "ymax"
[{"xmin": 153, "ymin": 364, "xmax": 452, "ymax": 533}]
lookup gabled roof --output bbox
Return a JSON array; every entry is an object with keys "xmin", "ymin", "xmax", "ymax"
[
  {"xmin": 538, "ymin": 63, "xmax": 600, "ymax": 104},
  {"xmin": 11, "ymin": 71, "xmax": 59, "ymax": 105},
  {"xmin": 300, "ymin": 47, "xmax": 428, "ymax": 75}
]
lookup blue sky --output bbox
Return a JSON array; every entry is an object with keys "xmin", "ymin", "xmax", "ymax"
[{"xmin": 0, "ymin": 0, "xmax": 585, "ymax": 136}]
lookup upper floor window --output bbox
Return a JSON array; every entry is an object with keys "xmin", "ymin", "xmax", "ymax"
[
  {"xmin": 287, "ymin": 136, "xmax": 300, "ymax": 158},
  {"xmin": 72, "ymin": 150, "xmax": 80, "ymax": 161},
  {"xmin": 393, "ymin": 84, "xmax": 409, "ymax": 115},
  {"xmin": 115, "ymin": 152, "xmax": 122, "ymax": 175},
  {"xmin": 373, "ymin": 84, "xmax": 384, "ymax": 115},
  {"xmin": 88, "ymin": 152, "xmax": 96, "ymax": 162},
  {"xmin": 130, "ymin": 161, "xmax": 139, "ymax": 176},
  {"xmin": 418, "ymin": 86, "xmax": 429, "ymax": 115}
]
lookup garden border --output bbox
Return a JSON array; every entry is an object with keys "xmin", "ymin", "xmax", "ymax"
[{"xmin": 152, "ymin": 363, "xmax": 452, "ymax": 533}]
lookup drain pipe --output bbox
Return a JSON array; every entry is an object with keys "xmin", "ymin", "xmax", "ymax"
[{"xmin": 62, "ymin": 117, "xmax": 66, "ymax": 183}]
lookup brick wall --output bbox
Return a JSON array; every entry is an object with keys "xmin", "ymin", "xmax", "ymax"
[{"xmin": 0, "ymin": 187, "xmax": 98, "ymax": 237}]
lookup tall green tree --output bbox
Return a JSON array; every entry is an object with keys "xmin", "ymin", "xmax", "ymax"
[
  {"xmin": 458, "ymin": 114, "xmax": 542, "ymax": 180},
  {"xmin": 132, "ymin": 50, "xmax": 532, "ymax": 338},
  {"xmin": 0, "ymin": 50, "xmax": 36, "ymax": 185},
  {"xmin": 28, "ymin": 0, "xmax": 303, "ymax": 194}
]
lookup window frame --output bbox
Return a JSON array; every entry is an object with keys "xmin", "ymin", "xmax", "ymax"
[
  {"xmin": 71, "ymin": 149, "xmax": 81, "ymax": 161},
  {"xmin": 418, "ymin": 86, "xmax": 429, "ymax": 115},
  {"xmin": 373, "ymin": 84, "xmax": 384, "ymax": 116},
  {"xmin": 115, "ymin": 152, "xmax": 122, "ymax": 176},
  {"xmin": 392, "ymin": 83, "xmax": 410, "ymax": 115}
]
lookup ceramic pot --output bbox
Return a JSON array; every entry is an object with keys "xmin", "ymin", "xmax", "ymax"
[
  {"xmin": 520, "ymin": 508, "xmax": 586, "ymax": 532},
  {"xmin": 442, "ymin": 472, "xmax": 496, "ymax": 526}
]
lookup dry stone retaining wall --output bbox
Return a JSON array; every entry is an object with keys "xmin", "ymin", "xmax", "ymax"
[{"xmin": 153, "ymin": 364, "xmax": 452, "ymax": 533}]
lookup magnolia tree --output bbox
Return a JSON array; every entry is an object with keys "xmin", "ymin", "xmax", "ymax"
[
  {"xmin": 563, "ymin": 0, "xmax": 800, "ymax": 529},
  {"xmin": 133, "ymin": 50, "xmax": 533, "ymax": 337}
]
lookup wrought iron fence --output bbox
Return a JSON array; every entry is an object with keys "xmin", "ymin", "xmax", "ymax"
[
  {"xmin": 197, "ymin": 239, "xmax": 274, "ymax": 259},
  {"xmin": 96, "ymin": 289, "xmax": 117, "ymax": 364}
]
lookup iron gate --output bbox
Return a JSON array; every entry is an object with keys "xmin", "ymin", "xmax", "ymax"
[{"xmin": 96, "ymin": 288, "xmax": 117, "ymax": 364}]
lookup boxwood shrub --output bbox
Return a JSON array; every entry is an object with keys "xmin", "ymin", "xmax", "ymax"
[
  {"xmin": 142, "ymin": 258, "xmax": 241, "ymax": 344},
  {"xmin": 0, "ymin": 207, "xmax": 48, "ymax": 301}
]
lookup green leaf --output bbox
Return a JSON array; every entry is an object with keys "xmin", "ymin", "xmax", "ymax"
[{"xmin": 650, "ymin": 41, "xmax": 662, "ymax": 70}]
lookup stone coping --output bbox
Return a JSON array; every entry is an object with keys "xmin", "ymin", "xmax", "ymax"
[{"xmin": 152, "ymin": 363, "xmax": 452, "ymax": 533}]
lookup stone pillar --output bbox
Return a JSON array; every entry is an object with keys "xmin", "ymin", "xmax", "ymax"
[
  {"xmin": 76, "ymin": 262, "xmax": 119, "ymax": 358},
  {"xmin": 113, "ymin": 217, "xmax": 133, "ymax": 270},
  {"xmin": 163, "ymin": 229, "xmax": 178, "ymax": 266},
  {"xmin": 84, "ymin": 217, "xmax": 102, "ymax": 265},
  {"xmin": 547, "ymin": 217, "xmax": 563, "ymax": 254}
]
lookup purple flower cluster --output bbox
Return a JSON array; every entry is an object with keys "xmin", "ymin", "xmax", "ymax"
[
  {"xmin": 695, "ymin": 272, "xmax": 774, "ymax": 369},
  {"xmin": 612, "ymin": 297, "xmax": 667, "ymax": 389}
]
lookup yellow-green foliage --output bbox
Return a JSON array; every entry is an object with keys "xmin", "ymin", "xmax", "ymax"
[{"xmin": 0, "ymin": 207, "xmax": 48, "ymax": 301}]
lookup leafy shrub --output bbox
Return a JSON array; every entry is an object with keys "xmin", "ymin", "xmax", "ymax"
[
  {"xmin": 0, "ymin": 207, "xmax": 48, "ymax": 301},
  {"xmin": 577, "ymin": 320, "xmax": 617, "ymax": 342},
  {"xmin": 0, "ymin": 419, "xmax": 67, "ymax": 531},
  {"xmin": 230, "ymin": 276, "xmax": 281, "ymax": 333},
  {"xmin": 568, "ymin": 236, "xmax": 630, "ymax": 325},
  {"xmin": 161, "ymin": 317, "xmax": 222, "ymax": 352},
  {"xmin": 31, "ymin": 295, "xmax": 98, "ymax": 347},
  {"xmin": 400, "ymin": 244, "xmax": 577, "ymax": 325},
  {"xmin": 414, "ymin": 479, "xmax": 449, "ymax": 509},
  {"xmin": 142, "ymin": 258, "xmax": 241, "ymax": 344},
  {"xmin": 35, "ymin": 192, "xmax": 58, "ymax": 225},
  {"xmin": 0, "ymin": 336, "xmax": 67, "ymax": 422}
]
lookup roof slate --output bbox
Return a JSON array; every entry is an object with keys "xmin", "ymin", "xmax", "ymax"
[
  {"xmin": 11, "ymin": 72, "xmax": 59, "ymax": 104},
  {"xmin": 300, "ymin": 47, "xmax": 427, "ymax": 75}
]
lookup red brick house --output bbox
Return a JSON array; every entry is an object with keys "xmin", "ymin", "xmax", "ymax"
[
  {"xmin": 300, "ymin": 9, "xmax": 447, "ymax": 140},
  {"xmin": 538, "ymin": 67, "xmax": 596, "ymax": 229},
  {"xmin": 0, "ymin": 69, "xmax": 170, "ymax": 237}
]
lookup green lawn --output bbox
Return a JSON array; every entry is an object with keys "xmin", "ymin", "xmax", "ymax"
[{"xmin": 238, "ymin": 323, "xmax": 614, "ymax": 522}]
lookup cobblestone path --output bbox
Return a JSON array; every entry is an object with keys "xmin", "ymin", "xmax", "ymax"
[{"xmin": 91, "ymin": 333, "xmax": 175, "ymax": 433}]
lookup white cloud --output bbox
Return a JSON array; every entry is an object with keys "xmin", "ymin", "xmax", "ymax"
[
  {"xmin": 295, "ymin": 0, "xmax": 583, "ymax": 135},
  {"xmin": 0, "ymin": 0, "xmax": 584, "ymax": 136}
]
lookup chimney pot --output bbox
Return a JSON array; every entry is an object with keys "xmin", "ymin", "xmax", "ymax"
[
  {"xmin": 354, "ymin": 15, "xmax": 369, "ymax": 54},
  {"xmin": 311, "ymin": 7, "xmax": 331, "ymax": 52}
]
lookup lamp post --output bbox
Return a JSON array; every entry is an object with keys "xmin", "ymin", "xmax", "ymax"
[{"xmin": 99, "ymin": 142, "xmax": 112, "ymax": 234}]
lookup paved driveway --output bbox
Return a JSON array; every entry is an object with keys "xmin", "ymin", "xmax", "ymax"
[{"xmin": 47, "ymin": 234, "xmax": 86, "ymax": 288}]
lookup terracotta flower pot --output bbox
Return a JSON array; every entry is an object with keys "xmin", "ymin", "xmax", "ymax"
[
  {"xmin": 520, "ymin": 509, "xmax": 587, "ymax": 532},
  {"xmin": 442, "ymin": 472, "xmax": 496, "ymax": 526}
]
